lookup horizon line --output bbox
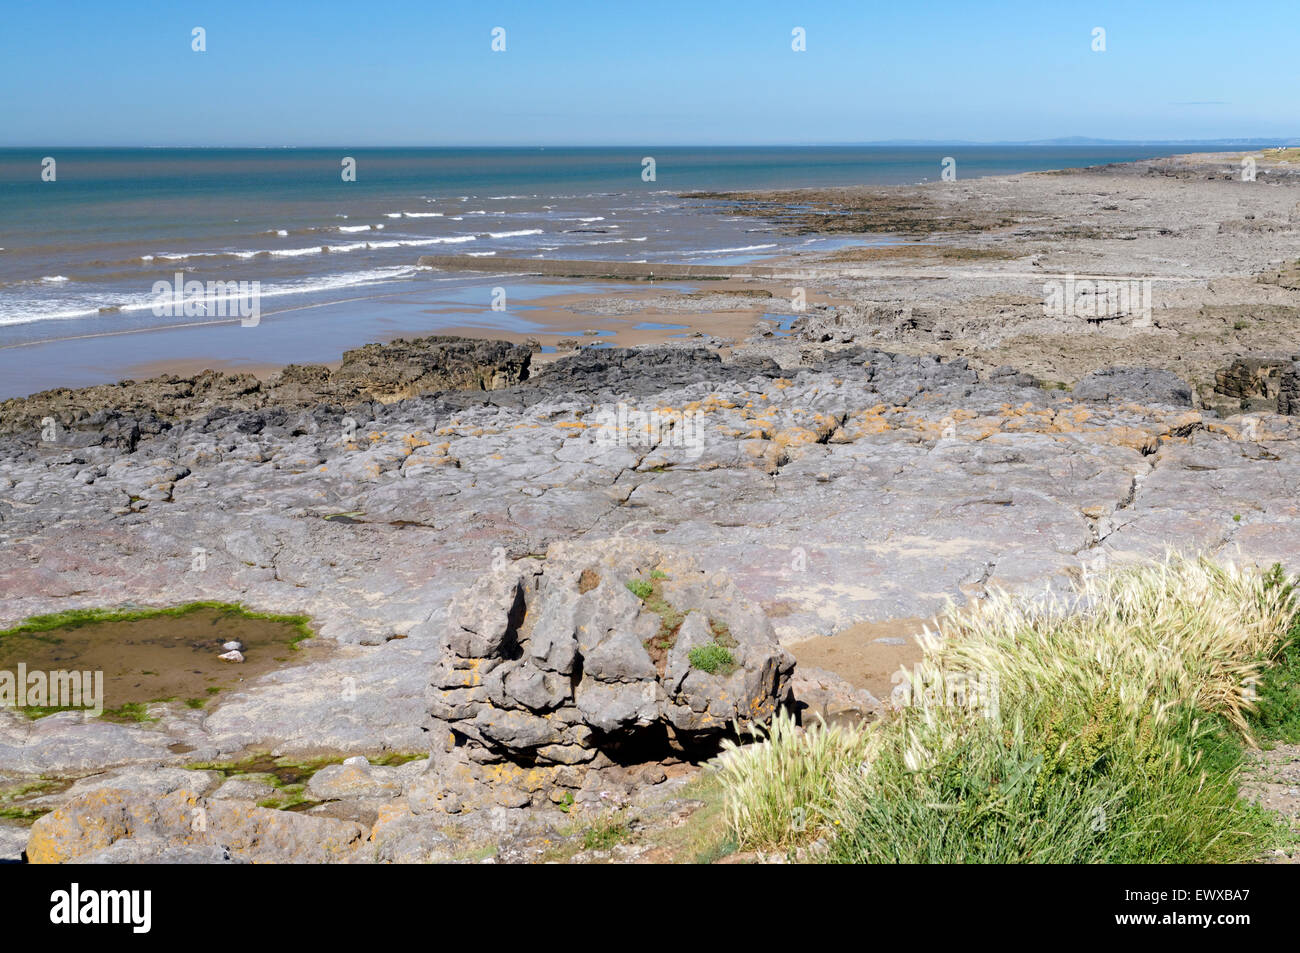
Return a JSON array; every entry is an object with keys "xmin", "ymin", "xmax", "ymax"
[{"xmin": 1, "ymin": 138, "xmax": 1296, "ymax": 151}]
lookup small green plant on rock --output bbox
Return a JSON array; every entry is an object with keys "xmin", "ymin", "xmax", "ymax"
[
  {"xmin": 625, "ymin": 571, "xmax": 686, "ymax": 668},
  {"xmin": 689, "ymin": 642, "xmax": 737, "ymax": 675},
  {"xmin": 582, "ymin": 813, "xmax": 631, "ymax": 851}
]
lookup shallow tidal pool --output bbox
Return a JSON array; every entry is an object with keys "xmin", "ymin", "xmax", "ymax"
[{"xmin": 0, "ymin": 603, "xmax": 315, "ymax": 721}]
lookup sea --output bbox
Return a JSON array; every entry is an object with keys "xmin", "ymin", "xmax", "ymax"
[{"xmin": 0, "ymin": 145, "xmax": 1271, "ymax": 396}]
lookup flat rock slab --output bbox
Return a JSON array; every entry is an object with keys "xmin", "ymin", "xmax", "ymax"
[{"xmin": 2, "ymin": 347, "xmax": 1300, "ymax": 781}]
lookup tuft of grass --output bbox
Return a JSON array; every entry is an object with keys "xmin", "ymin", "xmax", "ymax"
[
  {"xmin": 625, "ymin": 578, "xmax": 653, "ymax": 600},
  {"xmin": 715, "ymin": 555, "xmax": 1300, "ymax": 862},
  {"xmin": 713, "ymin": 712, "xmax": 874, "ymax": 851},
  {"xmin": 826, "ymin": 697, "xmax": 1278, "ymax": 864},
  {"xmin": 581, "ymin": 813, "xmax": 631, "ymax": 851},
  {"xmin": 689, "ymin": 642, "xmax": 737, "ymax": 675},
  {"xmin": 1251, "ymin": 565, "xmax": 1300, "ymax": 744}
]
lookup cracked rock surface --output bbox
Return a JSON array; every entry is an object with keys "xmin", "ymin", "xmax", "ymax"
[{"xmin": 3, "ymin": 344, "xmax": 1300, "ymax": 849}]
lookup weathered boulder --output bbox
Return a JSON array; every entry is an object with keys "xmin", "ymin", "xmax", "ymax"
[
  {"xmin": 1215, "ymin": 356, "xmax": 1293, "ymax": 411},
  {"xmin": 422, "ymin": 539, "xmax": 795, "ymax": 809},
  {"xmin": 304, "ymin": 756, "xmax": 416, "ymax": 801}
]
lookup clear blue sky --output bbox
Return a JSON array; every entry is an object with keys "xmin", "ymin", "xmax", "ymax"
[{"xmin": 2, "ymin": 0, "xmax": 1295, "ymax": 146}]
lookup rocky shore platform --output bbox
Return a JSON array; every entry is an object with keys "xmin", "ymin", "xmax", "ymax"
[
  {"xmin": 4, "ymin": 331, "xmax": 1300, "ymax": 861},
  {"xmin": 6, "ymin": 152, "xmax": 1300, "ymax": 862}
]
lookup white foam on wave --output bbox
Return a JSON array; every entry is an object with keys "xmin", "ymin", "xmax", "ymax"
[
  {"xmin": 337, "ymin": 224, "xmax": 385, "ymax": 233},
  {"xmin": 145, "ymin": 233, "xmax": 478, "ymax": 263},
  {"xmin": 485, "ymin": 229, "xmax": 543, "ymax": 239},
  {"xmin": 353, "ymin": 235, "xmax": 477, "ymax": 251},
  {"xmin": 466, "ymin": 251, "xmax": 497, "ymax": 257},
  {"xmin": 0, "ymin": 265, "xmax": 425, "ymax": 327},
  {"xmin": 256, "ymin": 246, "xmax": 330, "ymax": 258},
  {"xmin": 693, "ymin": 244, "xmax": 778, "ymax": 254}
]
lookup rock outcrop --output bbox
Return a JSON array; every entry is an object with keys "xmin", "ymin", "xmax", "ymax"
[
  {"xmin": 1279, "ymin": 361, "xmax": 1300, "ymax": 416},
  {"xmin": 6, "ymin": 342, "xmax": 1300, "ymax": 834},
  {"xmin": 418, "ymin": 539, "xmax": 795, "ymax": 811},
  {"xmin": 0, "ymin": 335, "xmax": 532, "ymax": 436},
  {"xmin": 1214, "ymin": 356, "xmax": 1295, "ymax": 412}
]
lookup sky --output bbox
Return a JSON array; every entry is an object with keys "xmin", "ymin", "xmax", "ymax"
[{"xmin": 2, "ymin": 0, "xmax": 1296, "ymax": 146}]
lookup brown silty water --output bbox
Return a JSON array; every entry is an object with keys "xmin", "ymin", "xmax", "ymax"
[{"xmin": 0, "ymin": 607, "xmax": 317, "ymax": 719}]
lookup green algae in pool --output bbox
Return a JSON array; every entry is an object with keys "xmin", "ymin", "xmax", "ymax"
[{"xmin": 0, "ymin": 603, "xmax": 314, "ymax": 721}]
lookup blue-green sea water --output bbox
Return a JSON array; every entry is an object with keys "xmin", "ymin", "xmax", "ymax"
[{"xmin": 0, "ymin": 145, "xmax": 1271, "ymax": 395}]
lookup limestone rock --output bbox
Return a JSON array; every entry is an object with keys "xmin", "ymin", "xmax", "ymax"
[
  {"xmin": 305, "ymin": 759, "xmax": 406, "ymax": 801},
  {"xmin": 26, "ymin": 787, "xmax": 367, "ymax": 864},
  {"xmin": 789, "ymin": 665, "xmax": 884, "ymax": 729},
  {"xmin": 1215, "ymin": 356, "xmax": 1291, "ymax": 410},
  {"xmin": 1073, "ymin": 365, "xmax": 1195, "ymax": 407},
  {"xmin": 1279, "ymin": 361, "xmax": 1300, "ymax": 415},
  {"xmin": 426, "ymin": 538, "xmax": 795, "ymax": 775}
]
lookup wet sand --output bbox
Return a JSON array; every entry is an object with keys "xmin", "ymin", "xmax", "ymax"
[
  {"xmin": 791, "ymin": 616, "xmax": 930, "ymax": 698},
  {"xmin": 0, "ymin": 276, "xmax": 832, "ymax": 396}
]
